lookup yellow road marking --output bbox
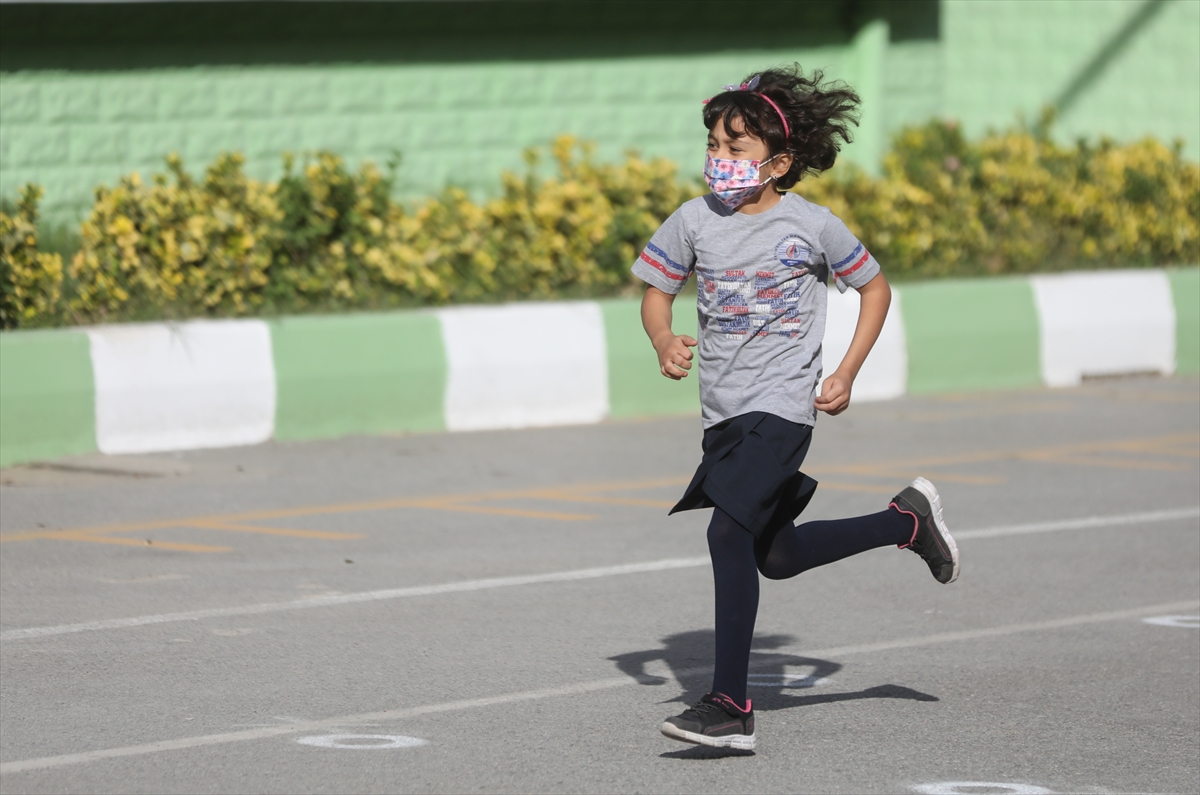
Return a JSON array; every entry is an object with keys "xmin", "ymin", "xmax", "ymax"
[
  {"xmin": 186, "ymin": 521, "xmax": 365, "ymax": 540},
  {"xmin": 528, "ymin": 493, "xmax": 679, "ymax": 509},
  {"xmin": 0, "ymin": 531, "xmax": 59, "ymax": 542},
  {"xmin": 1018, "ymin": 454, "xmax": 1188, "ymax": 472},
  {"xmin": 825, "ymin": 467, "xmax": 1007, "ymax": 485},
  {"xmin": 3, "ymin": 432, "xmax": 1194, "ymax": 553},
  {"xmin": 817, "ymin": 432, "xmax": 1199, "ymax": 479},
  {"xmin": 876, "ymin": 403, "xmax": 1070, "ymax": 422},
  {"xmin": 917, "ymin": 473, "xmax": 1007, "ymax": 484},
  {"xmin": 0, "ymin": 477, "xmax": 694, "ymax": 544},
  {"xmin": 531, "ymin": 480, "xmax": 896, "ymax": 501},
  {"xmin": 410, "ymin": 503, "xmax": 597, "ymax": 521},
  {"xmin": 53, "ymin": 532, "xmax": 229, "ymax": 553},
  {"xmin": 520, "ymin": 477, "xmax": 692, "ymax": 495},
  {"xmin": 814, "ymin": 481, "xmax": 911, "ymax": 494},
  {"xmin": 1104, "ymin": 391, "xmax": 1200, "ymax": 404},
  {"xmin": 1105, "ymin": 440, "xmax": 1200, "ymax": 457},
  {"xmin": 1155, "ymin": 447, "xmax": 1200, "ymax": 457}
]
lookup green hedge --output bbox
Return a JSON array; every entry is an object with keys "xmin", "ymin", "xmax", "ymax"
[
  {"xmin": 2, "ymin": 121, "xmax": 1197, "ymax": 329},
  {"xmin": 803, "ymin": 120, "xmax": 1199, "ymax": 278}
]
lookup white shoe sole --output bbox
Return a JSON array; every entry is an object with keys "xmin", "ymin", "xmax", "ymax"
[
  {"xmin": 911, "ymin": 476, "xmax": 960, "ymax": 584},
  {"xmin": 660, "ymin": 722, "xmax": 756, "ymax": 750}
]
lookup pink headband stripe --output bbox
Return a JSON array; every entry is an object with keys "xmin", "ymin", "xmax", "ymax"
[
  {"xmin": 755, "ymin": 93, "xmax": 790, "ymax": 140},
  {"xmin": 702, "ymin": 80, "xmax": 791, "ymax": 141}
]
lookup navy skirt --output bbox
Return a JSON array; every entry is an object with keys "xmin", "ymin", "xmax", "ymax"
[{"xmin": 670, "ymin": 412, "xmax": 819, "ymax": 539}]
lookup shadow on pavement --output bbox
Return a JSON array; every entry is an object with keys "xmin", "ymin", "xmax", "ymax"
[{"xmin": 610, "ymin": 629, "xmax": 939, "ymax": 759}]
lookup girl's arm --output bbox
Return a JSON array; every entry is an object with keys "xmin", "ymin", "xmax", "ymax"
[
  {"xmin": 641, "ymin": 286, "xmax": 698, "ymax": 381},
  {"xmin": 815, "ymin": 272, "xmax": 892, "ymax": 416}
]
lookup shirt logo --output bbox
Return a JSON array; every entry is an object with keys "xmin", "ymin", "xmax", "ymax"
[{"xmin": 775, "ymin": 235, "xmax": 811, "ymax": 268}]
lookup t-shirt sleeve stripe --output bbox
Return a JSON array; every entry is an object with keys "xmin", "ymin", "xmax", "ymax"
[
  {"xmin": 630, "ymin": 202, "xmax": 697, "ymax": 295},
  {"xmin": 834, "ymin": 249, "xmax": 870, "ymax": 278},
  {"xmin": 645, "ymin": 242, "xmax": 691, "ymax": 277},
  {"xmin": 640, "ymin": 250, "xmax": 687, "ymax": 281},
  {"xmin": 830, "ymin": 243, "xmax": 864, "ymax": 270}
]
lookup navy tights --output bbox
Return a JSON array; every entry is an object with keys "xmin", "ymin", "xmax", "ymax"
[{"xmin": 707, "ymin": 506, "xmax": 914, "ymax": 706}]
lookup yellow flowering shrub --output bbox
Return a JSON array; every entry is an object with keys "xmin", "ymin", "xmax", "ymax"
[
  {"xmin": 0, "ymin": 185, "xmax": 65, "ymax": 328},
  {"xmin": 2, "ymin": 123, "xmax": 1196, "ymax": 328},
  {"xmin": 67, "ymin": 153, "xmax": 281, "ymax": 323},
  {"xmin": 480, "ymin": 137, "xmax": 699, "ymax": 300},
  {"xmin": 803, "ymin": 120, "xmax": 1199, "ymax": 278},
  {"xmin": 257, "ymin": 137, "xmax": 696, "ymax": 309}
]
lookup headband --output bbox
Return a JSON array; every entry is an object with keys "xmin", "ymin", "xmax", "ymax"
[{"xmin": 702, "ymin": 75, "xmax": 791, "ymax": 140}]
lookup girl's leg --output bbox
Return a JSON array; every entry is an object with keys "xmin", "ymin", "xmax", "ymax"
[
  {"xmin": 707, "ymin": 507, "xmax": 759, "ymax": 706},
  {"xmin": 755, "ymin": 507, "xmax": 913, "ymax": 580}
]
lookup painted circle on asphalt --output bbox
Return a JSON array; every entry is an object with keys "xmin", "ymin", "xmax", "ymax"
[
  {"xmin": 912, "ymin": 783, "xmax": 1054, "ymax": 795},
  {"xmin": 296, "ymin": 734, "xmax": 428, "ymax": 750},
  {"xmin": 1141, "ymin": 615, "xmax": 1200, "ymax": 628}
]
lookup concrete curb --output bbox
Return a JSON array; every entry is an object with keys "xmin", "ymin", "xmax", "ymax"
[
  {"xmin": 438, "ymin": 301, "xmax": 608, "ymax": 432},
  {"xmin": 86, "ymin": 320, "xmax": 276, "ymax": 455},
  {"xmin": 1032, "ymin": 270, "xmax": 1176, "ymax": 387},
  {"xmin": 270, "ymin": 312, "xmax": 446, "ymax": 440},
  {"xmin": 0, "ymin": 328, "xmax": 96, "ymax": 465},
  {"xmin": 1, "ymin": 267, "xmax": 1196, "ymax": 466}
]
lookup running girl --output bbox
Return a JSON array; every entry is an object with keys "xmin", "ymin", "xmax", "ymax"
[{"xmin": 633, "ymin": 66, "xmax": 959, "ymax": 751}]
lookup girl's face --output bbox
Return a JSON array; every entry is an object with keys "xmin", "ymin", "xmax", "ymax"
[{"xmin": 706, "ymin": 114, "xmax": 791, "ymax": 180}]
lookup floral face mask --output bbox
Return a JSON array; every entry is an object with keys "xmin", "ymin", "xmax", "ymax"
[{"xmin": 703, "ymin": 152, "xmax": 780, "ymax": 210}]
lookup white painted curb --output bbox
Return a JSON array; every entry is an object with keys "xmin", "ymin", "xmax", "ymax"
[
  {"xmin": 823, "ymin": 285, "xmax": 908, "ymax": 401},
  {"xmin": 1032, "ymin": 270, "xmax": 1176, "ymax": 387},
  {"xmin": 437, "ymin": 301, "xmax": 610, "ymax": 432},
  {"xmin": 87, "ymin": 320, "xmax": 276, "ymax": 454},
  {"xmin": 24, "ymin": 267, "xmax": 1182, "ymax": 463}
]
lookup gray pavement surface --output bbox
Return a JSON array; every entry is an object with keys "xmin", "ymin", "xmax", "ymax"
[{"xmin": 1, "ymin": 375, "xmax": 1198, "ymax": 795}]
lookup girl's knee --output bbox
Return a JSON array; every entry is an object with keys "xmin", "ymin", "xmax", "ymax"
[
  {"xmin": 756, "ymin": 560, "xmax": 790, "ymax": 580},
  {"xmin": 707, "ymin": 519, "xmax": 740, "ymax": 548},
  {"xmin": 756, "ymin": 545, "xmax": 805, "ymax": 580},
  {"xmin": 707, "ymin": 509, "xmax": 751, "ymax": 550}
]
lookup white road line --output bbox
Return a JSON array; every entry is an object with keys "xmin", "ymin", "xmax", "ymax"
[
  {"xmin": 954, "ymin": 507, "xmax": 1200, "ymax": 540},
  {"xmin": 2, "ymin": 598, "xmax": 1195, "ymax": 775},
  {"xmin": 0, "ymin": 557, "xmax": 709, "ymax": 641},
  {"xmin": 3, "ymin": 507, "xmax": 1197, "ymax": 642},
  {"xmin": 787, "ymin": 600, "xmax": 1199, "ymax": 658}
]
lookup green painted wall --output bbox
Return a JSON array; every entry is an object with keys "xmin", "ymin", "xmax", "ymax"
[
  {"xmin": 0, "ymin": 0, "xmax": 940, "ymax": 223},
  {"xmin": 900, "ymin": 277, "xmax": 1042, "ymax": 394},
  {"xmin": 2, "ymin": 0, "xmax": 1196, "ymax": 227},
  {"xmin": 270, "ymin": 311, "xmax": 446, "ymax": 440},
  {"xmin": 881, "ymin": 41, "xmax": 943, "ymax": 136},
  {"xmin": 0, "ymin": 49, "xmax": 858, "ymax": 219},
  {"xmin": 943, "ymin": 0, "xmax": 1200, "ymax": 158},
  {"xmin": 0, "ymin": 329, "xmax": 96, "ymax": 466},
  {"xmin": 1168, "ymin": 267, "xmax": 1200, "ymax": 374}
]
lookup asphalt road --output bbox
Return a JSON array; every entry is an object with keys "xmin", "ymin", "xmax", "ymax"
[{"xmin": 1, "ymin": 376, "xmax": 1198, "ymax": 795}]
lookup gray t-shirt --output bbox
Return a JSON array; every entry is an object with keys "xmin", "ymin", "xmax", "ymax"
[{"xmin": 632, "ymin": 192, "xmax": 881, "ymax": 428}]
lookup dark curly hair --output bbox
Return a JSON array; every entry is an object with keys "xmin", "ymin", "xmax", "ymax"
[{"xmin": 702, "ymin": 64, "xmax": 861, "ymax": 189}]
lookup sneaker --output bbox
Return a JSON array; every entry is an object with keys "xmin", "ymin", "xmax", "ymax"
[
  {"xmin": 892, "ymin": 477, "xmax": 959, "ymax": 584},
  {"xmin": 660, "ymin": 693, "xmax": 756, "ymax": 750}
]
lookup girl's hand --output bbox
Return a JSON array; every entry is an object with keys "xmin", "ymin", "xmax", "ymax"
[
  {"xmin": 653, "ymin": 334, "xmax": 698, "ymax": 380},
  {"xmin": 815, "ymin": 371, "xmax": 853, "ymax": 415},
  {"xmin": 818, "ymin": 273, "xmax": 890, "ymax": 416}
]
